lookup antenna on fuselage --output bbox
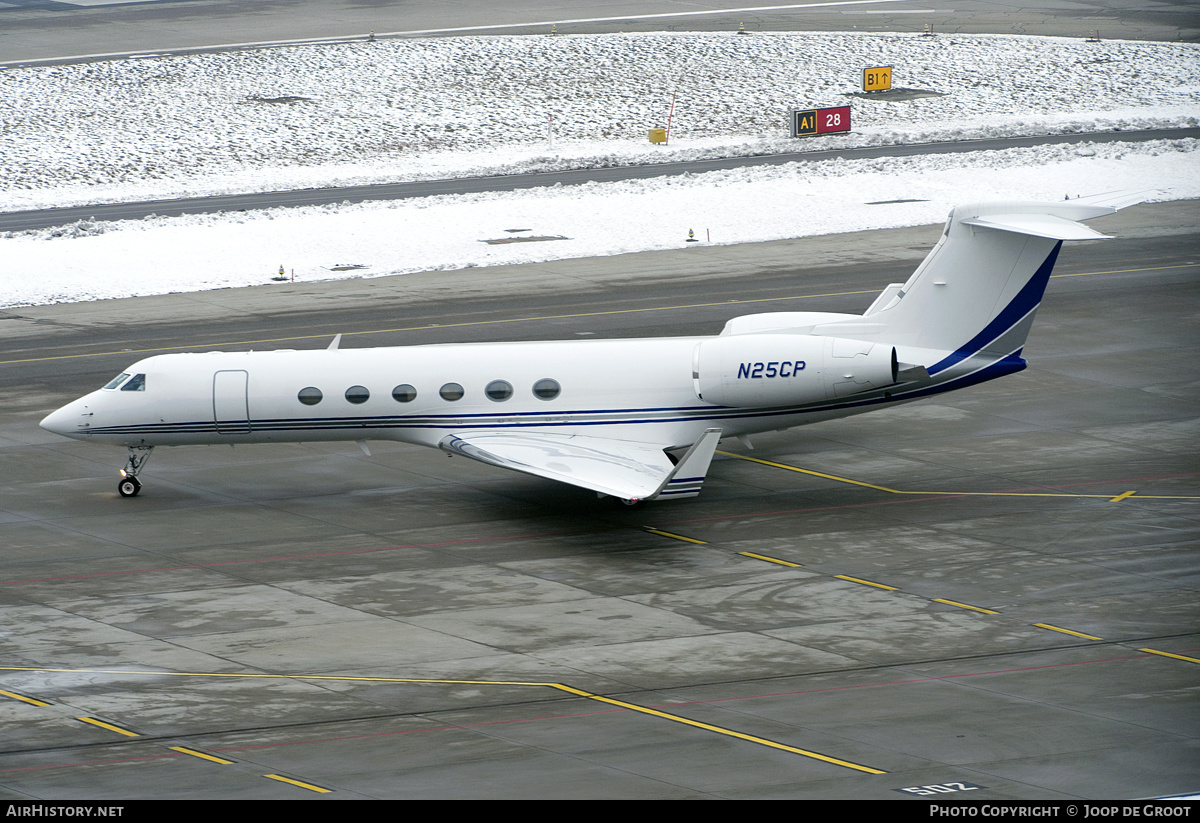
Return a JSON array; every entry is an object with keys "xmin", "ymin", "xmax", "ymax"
[{"xmin": 327, "ymin": 334, "xmax": 342, "ymax": 351}]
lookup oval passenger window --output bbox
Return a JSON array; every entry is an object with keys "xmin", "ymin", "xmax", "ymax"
[
  {"xmin": 485, "ymin": 380, "xmax": 513, "ymax": 402},
  {"xmin": 532, "ymin": 378, "xmax": 560, "ymax": 400}
]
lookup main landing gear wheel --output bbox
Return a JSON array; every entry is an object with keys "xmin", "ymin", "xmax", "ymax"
[{"xmin": 118, "ymin": 476, "xmax": 142, "ymax": 497}]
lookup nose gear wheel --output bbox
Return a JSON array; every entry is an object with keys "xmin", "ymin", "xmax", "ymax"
[{"xmin": 118, "ymin": 446, "xmax": 154, "ymax": 497}]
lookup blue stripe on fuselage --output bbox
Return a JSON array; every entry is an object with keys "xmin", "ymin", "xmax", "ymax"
[{"xmin": 83, "ymin": 350, "xmax": 1029, "ymax": 441}]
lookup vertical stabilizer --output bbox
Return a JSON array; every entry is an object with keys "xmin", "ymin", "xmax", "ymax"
[{"xmin": 863, "ymin": 201, "xmax": 1112, "ymax": 364}]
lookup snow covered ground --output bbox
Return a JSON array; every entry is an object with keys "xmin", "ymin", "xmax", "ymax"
[
  {"xmin": 4, "ymin": 137, "xmax": 1196, "ymax": 308},
  {"xmin": 3, "ymin": 31, "xmax": 1198, "ymax": 210},
  {"xmin": 1, "ymin": 31, "xmax": 1198, "ymax": 307}
]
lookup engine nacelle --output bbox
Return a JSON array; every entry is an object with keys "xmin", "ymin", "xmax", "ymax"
[{"xmin": 693, "ymin": 334, "xmax": 897, "ymax": 407}]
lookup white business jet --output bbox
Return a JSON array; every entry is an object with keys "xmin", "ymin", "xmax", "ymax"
[{"xmin": 41, "ymin": 195, "xmax": 1142, "ymax": 503}]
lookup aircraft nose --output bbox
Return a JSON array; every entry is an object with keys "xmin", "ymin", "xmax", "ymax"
[{"xmin": 40, "ymin": 399, "xmax": 91, "ymax": 439}]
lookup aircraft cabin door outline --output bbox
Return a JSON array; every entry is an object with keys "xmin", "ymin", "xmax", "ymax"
[{"xmin": 213, "ymin": 369, "xmax": 250, "ymax": 433}]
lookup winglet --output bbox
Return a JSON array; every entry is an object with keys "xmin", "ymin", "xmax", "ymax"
[
  {"xmin": 327, "ymin": 334, "xmax": 342, "ymax": 351},
  {"xmin": 649, "ymin": 428, "xmax": 722, "ymax": 501}
]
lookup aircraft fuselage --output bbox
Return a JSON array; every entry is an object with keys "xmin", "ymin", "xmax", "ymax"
[
  {"xmin": 41, "ymin": 198, "xmax": 1131, "ymax": 501},
  {"xmin": 41, "ymin": 335, "xmax": 914, "ymax": 452}
]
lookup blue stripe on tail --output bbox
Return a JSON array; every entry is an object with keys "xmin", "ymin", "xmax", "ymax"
[{"xmin": 928, "ymin": 241, "xmax": 1062, "ymax": 376}]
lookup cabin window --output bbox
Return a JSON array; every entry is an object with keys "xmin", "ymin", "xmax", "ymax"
[
  {"xmin": 103, "ymin": 373, "xmax": 131, "ymax": 390},
  {"xmin": 298, "ymin": 387, "xmax": 323, "ymax": 405},
  {"xmin": 485, "ymin": 380, "xmax": 513, "ymax": 402},
  {"xmin": 121, "ymin": 373, "xmax": 146, "ymax": 392},
  {"xmin": 392, "ymin": 384, "xmax": 417, "ymax": 403},
  {"xmin": 532, "ymin": 378, "xmax": 560, "ymax": 400},
  {"xmin": 345, "ymin": 385, "xmax": 370, "ymax": 405},
  {"xmin": 439, "ymin": 382, "xmax": 464, "ymax": 402}
]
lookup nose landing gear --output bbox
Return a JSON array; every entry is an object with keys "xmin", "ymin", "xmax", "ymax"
[{"xmin": 118, "ymin": 446, "xmax": 154, "ymax": 497}]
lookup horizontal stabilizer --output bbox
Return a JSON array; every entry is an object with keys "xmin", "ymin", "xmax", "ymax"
[
  {"xmin": 1070, "ymin": 188, "xmax": 1158, "ymax": 211},
  {"xmin": 961, "ymin": 213, "xmax": 1109, "ymax": 240}
]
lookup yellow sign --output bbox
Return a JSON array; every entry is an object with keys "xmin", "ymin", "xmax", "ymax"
[
  {"xmin": 793, "ymin": 109, "xmax": 817, "ymax": 136},
  {"xmin": 863, "ymin": 66, "xmax": 892, "ymax": 92}
]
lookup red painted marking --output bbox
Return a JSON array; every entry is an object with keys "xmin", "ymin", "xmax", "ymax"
[
  {"xmin": 0, "ymin": 530, "xmax": 579, "ymax": 586},
  {"xmin": 208, "ymin": 709, "xmax": 620, "ymax": 753},
  {"xmin": 0, "ymin": 709, "xmax": 622, "ymax": 772},
  {"xmin": 657, "ymin": 653, "xmax": 1171, "ymax": 706},
  {"xmin": 0, "ymin": 753, "xmax": 180, "ymax": 773},
  {"xmin": 660, "ymin": 471, "xmax": 1200, "ymax": 527},
  {"xmin": 660, "ymin": 493, "xmax": 965, "ymax": 525},
  {"xmin": 6, "ymin": 649, "xmax": 1198, "ymax": 774},
  {"xmin": 991, "ymin": 472, "xmax": 1199, "ymax": 494}
]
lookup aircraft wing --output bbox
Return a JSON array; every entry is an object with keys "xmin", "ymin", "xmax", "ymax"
[{"xmin": 438, "ymin": 428, "xmax": 722, "ymax": 502}]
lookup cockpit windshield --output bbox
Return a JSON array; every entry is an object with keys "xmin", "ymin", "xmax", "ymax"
[
  {"xmin": 121, "ymin": 373, "xmax": 146, "ymax": 392},
  {"xmin": 103, "ymin": 373, "xmax": 130, "ymax": 390}
]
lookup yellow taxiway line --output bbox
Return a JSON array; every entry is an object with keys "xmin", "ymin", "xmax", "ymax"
[
  {"xmin": 0, "ymin": 688, "xmax": 50, "ymax": 707},
  {"xmin": 5, "ymin": 263, "xmax": 1195, "ymax": 366},
  {"xmin": 716, "ymin": 452, "xmax": 1200, "ymax": 501},
  {"xmin": 0, "ymin": 288, "xmax": 878, "ymax": 365},
  {"xmin": 78, "ymin": 716, "xmax": 139, "ymax": 737},
  {"xmin": 1035, "ymin": 623, "xmax": 1103, "ymax": 640},
  {"xmin": 550, "ymin": 683, "xmax": 884, "ymax": 774},
  {"xmin": 264, "ymin": 774, "xmax": 332, "ymax": 793},
  {"xmin": 716, "ymin": 451, "xmax": 902, "ymax": 492},
  {"xmin": 1138, "ymin": 648, "xmax": 1200, "ymax": 664},
  {"xmin": 834, "ymin": 574, "xmax": 897, "ymax": 591},
  {"xmin": 643, "ymin": 527, "xmax": 708, "ymax": 545},
  {"xmin": 737, "ymin": 551, "xmax": 802, "ymax": 567},
  {"xmin": 932, "ymin": 599, "xmax": 999, "ymax": 615},
  {"xmin": 168, "ymin": 746, "xmax": 235, "ymax": 765},
  {"xmin": 0, "ymin": 665, "xmax": 885, "ymax": 775}
]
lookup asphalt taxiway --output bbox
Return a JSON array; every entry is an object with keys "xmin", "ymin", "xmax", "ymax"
[
  {"xmin": 4, "ymin": 128, "xmax": 1198, "ymax": 233},
  {"xmin": 2, "ymin": 0, "xmax": 1196, "ymax": 67},
  {"xmin": 0, "ymin": 201, "xmax": 1196, "ymax": 799}
]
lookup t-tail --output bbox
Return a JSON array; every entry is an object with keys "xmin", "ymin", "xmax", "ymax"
[{"xmin": 860, "ymin": 193, "xmax": 1150, "ymax": 391}]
